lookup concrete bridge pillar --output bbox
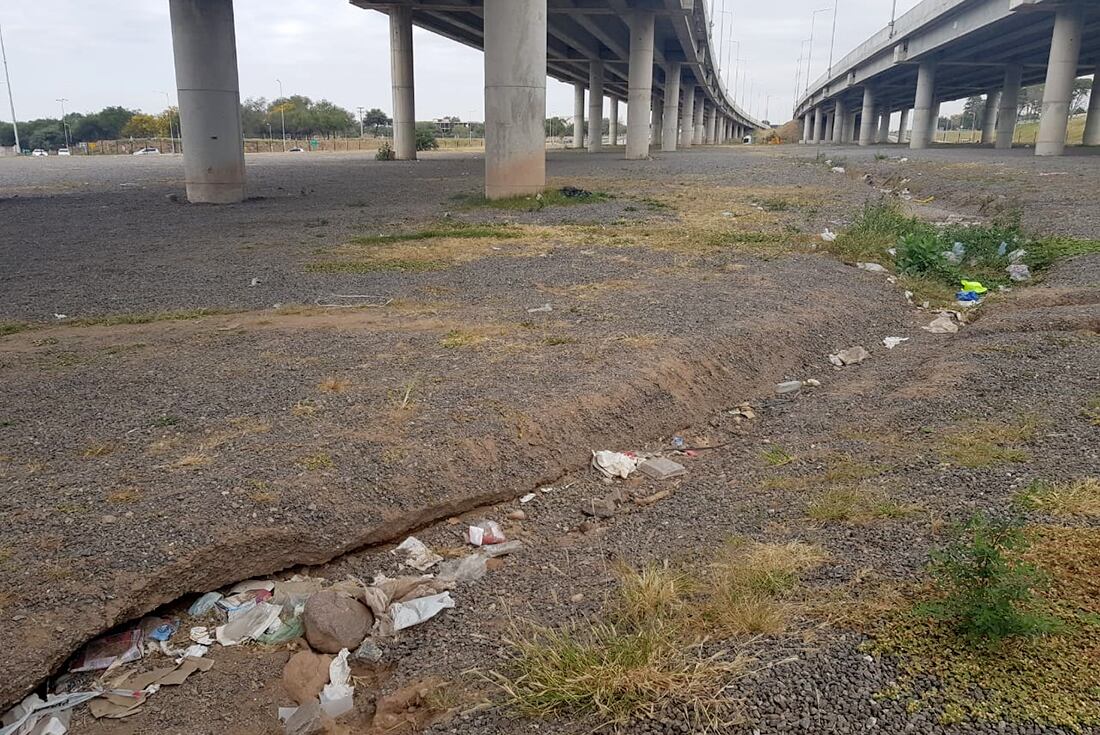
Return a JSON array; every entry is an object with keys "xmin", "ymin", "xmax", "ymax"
[
  {"xmin": 801, "ymin": 114, "xmax": 811, "ymax": 143},
  {"xmin": 859, "ymin": 87, "xmax": 876, "ymax": 146},
  {"xmin": 693, "ymin": 94, "xmax": 705, "ymax": 145},
  {"xmin": 652, "ymin": 95, "xmax": 663, "ymax": 146},
  {"xmin": 1084, "ymin": 66, "xmax": 1100, "ymax": 146},
  {"xmin": 996, "ymin": 65, "xmax": 1022, "ymax": 149},
  {"xmin": 705, "ymin": 105, "xmax": 717, "ymax": 144},
  {"xmin": 573, "ymin": 83, "xmax": 586, "ymax": 149},
  {"xmin": 168, "ymin": 0, "xmax": 245, "ymax": 204},
  {"xmin": 389, "ymin": 6, "xmax": 416, "ymax": 161},
  {"xmin": 483, "ymin": 0, "xmax": 546, "ymax": 199},
  {"xmin": 877, "ymin": 110, "xmax": 890, "ymax": 143},
  {"xmin": 824, "ymin": 111, "xmax": 834, "ymax": 143},
  {"xmin": 980, "ymin": 91, "xmax": 1000, "ymax": 144},
  {"xmin": 929, "ymin": 102, "xmax": 941, "ymax": 141},
  {"xmin": 609, "ymin": 98, "xmax": 619, "ymax": 145},
  {"xmin": 898, "ymin": 108, "xmax": 910, "ymax": 144},
  {"xmin": 679, "ymin": 83, "xmax": 696, "ymax": 148},
  {"xmin": 662, "ymin": 63, "xmax": 681, "ymax": 152},
  {"xmin": 1036, "ymin": 3, "xmax": 1084, "ymax": 156},
  {"xmin": 626, "ymin": 11, "xmax": 656, "ymax": 159},
  {"xmin": 832, "ymin": 100, "xmax": 846, "ymax": 143},
  {"xmin": 909, "ymin": 61, "xmax": 936, "ymax": 149},
  {"xmin": 812, "ymin": 106, "xmax": 824, "ymax": 144},
  {"xmin": 846, "ymin": 112, "xmax": 858, "ymax": 143},
  {"xmin": 588, "ymin": 61, "xmax": 604, "ymax": 152}
]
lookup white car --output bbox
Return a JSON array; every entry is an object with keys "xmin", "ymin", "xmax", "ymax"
[
  {"xmin": 58, "ymin": 147, "xmax": 71, "ymax": 156},
  {"xmin": 31, "ymin": 148, "xmax": 48, "ymax": 157},
  {"xmin": 133, "ymin": 147, "xmax": 160, "ymax": 156}
]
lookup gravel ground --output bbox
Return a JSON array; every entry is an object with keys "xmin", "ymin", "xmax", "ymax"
[{"xmin": 1, "ymin": 144, "xmax": 1098, "ymax": 734}]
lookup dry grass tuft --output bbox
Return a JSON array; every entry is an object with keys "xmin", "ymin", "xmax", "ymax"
[
  {"xmin": 107, "ymin": 488, "xmax": 142, "ymax": 504},
  {"xmin": 81, "ymin": 441, "xmax": 118, "ymax": 459},
  {"xmin": 494, "ymin": 540, "xmax": 825, "ymax": 729},
  {"xmin": 439, "ymin": 330, "xmax": 487, "ymax": 349},
  {"xmin": 1017, "ymin": 478, "xmax": 1100, "ymax": 517},
  {"xmin": 940, "ymin": 415, "xmax": 1040, "ymax": 468},
  {"xmin": 807, "ymin": 487, "xmax": 919, "ymax": 524},
  {"xmin": 761, "ymin": 447, "xmax": 795, "ymax": 467},
  {"xmin": 318, "ymin": 376, "xmax": 349, "ymax": 393}
]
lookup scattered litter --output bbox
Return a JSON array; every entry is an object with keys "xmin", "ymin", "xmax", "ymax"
[
  {"xmin": 482, "ymin": 540, "xmax": 523, "ymax": 558},
  {"xmin": 249, "ymin": 278, "xmax": 261, "ymax": 287},
  {"xmin": 53, "ymin": 313, "xmax": 67, "ymax": 321},
  {"xmin": 882, "ymin": 337, "xmax": 910, "ymax": 349},
  {"xmin": 279, "ymin": 701, "xmax": 323, "ymax": 735},
  {"xmin": 437, "ymin": 554, "xmax": 488, "ymax": 583},
  {"xmin": 393, "ymin": 536, "xmax": 442, "ymax": 572},
  {"xmin": 820, "ymin": 229, "xmax": 837, "ymax": 242},
  {"xmin": 188, "ymin": 592, "xmax": 223, "ymax": 617},
  {"xmin": 216, "ymin": 601, "xmax": 282, "ymax": 646},
  {"xmin": 898, "ymin": 157, "xmax": 909, "ymax": 163},
  {"xmin": 319, "ymin": 649, "xmax": 354, "ymax": 718},
  {"xmin": 70, "ymin": 628, "xmax": 143, "ymax": 672},
  {"xmin": 519, "ymin": 493, "xmax": 536, "ymax": 504},
  {"xmin": 775, "ymin": 380, "xmax": 802, "ymax": 395},
  {"xmin": 526, "ymin": 303, "xmax": 553, "ymax": 313},
  {"xmin": 189, "ymin": 626, "xmax": 215, "ymax": 645},
  {"xmin": 922, "ymin": 315, "xmax": 959, "ymax": 334},
  {"xmin": 857, "ymin": 262, "xmax": 887, "ymax": 273},
  {"xmin": 828, "ymin": 346, "xmax": 871, "ymax": 367},
  {"xmin": 560, "ymin": 186, "xmax": 592, "ymax": 198},
  {"xmin": 591, "ymin": 450, "xmax": 638, "ymax": 479},
  {"xmin": 959, "ymin": 279, "xmax": 987, "ymax": 294},
  {"xmin": 638, "ymin": 457, "xmax": 687, "ymax": 481},
  {"xmin": 1007, "ymin": 248, "xmax": 1027, "ymax": 262},
  {"xmin": 178, "ymin": 644, "xmax": 209, "ymax": 660},
  {"xmin": 887, "ymin": 247, "xmax": 897, "ymax": 256},
  {"xmin": 391, "ymin": 592, "xmax": 455, "ymax": 632},
  {"xmin": 722, "ymin": 210, "xmax": 734, "ymax": 217},
  {"xmin": 671, "ymin": 436, "xmax": 686, "ymax": 449},
  {"xmin": 144, "ymin": 618, "xmax": 179, "ymax": 642},
  {"xmin": 465, "ymin": 520, "xmax": 506, "ymax": 546},
  {"xmin": 803, "ymin": 378, "xmax": 822, "ymax": 388},
  {"xmin": 0, "ymin": 692, "xmax": 99, "ymax": 735},
  {"xmin": 257, "ymin": 615, "xmax": 304, "ymax": 646},
  {"xmin": 1007, "ymin": 263, "xmax": 1031, "ymax": 282},
  {"xmin": 830, "ymin": 166, "xmax": 846, "ymax": 174}
]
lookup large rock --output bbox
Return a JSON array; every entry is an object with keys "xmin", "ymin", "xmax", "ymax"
[
  {"xmin": 302, "ymin": 590, "xmax": 373, "ymax": 654},
  {"xmin": 282, "ymin": 650, "xmax": 333, "ymax": 706}
]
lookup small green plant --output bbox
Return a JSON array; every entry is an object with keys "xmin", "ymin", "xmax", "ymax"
[
  {"xmin": 924, "ymin": 514, "xmax": 1058, "ymax": 643},
  {"xmin": 761, "ymin": 447, "xmax": 794, "ymax": 467},
  {"xmin": 375, "ymin": 142, "xmax": 395, "ymax": 161}
]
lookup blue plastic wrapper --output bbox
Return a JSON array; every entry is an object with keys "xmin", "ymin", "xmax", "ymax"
[
  {"xmin": 187, "ymin": 591, "xmax": 224, "ymax": 617},
  {"xmin": 955, "ymin": 291, "xmax": 981, "ymax": 302}
]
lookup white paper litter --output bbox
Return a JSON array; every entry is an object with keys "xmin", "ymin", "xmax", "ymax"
[
  {"xmin": 319, "ymin": 649, "xmax": 354, "ymax": 718},
  {"xmin": 0, "ymin": 692, "xmax": 99, "ymax": 735},
  {"xmin": 830, "ymin": 166, "xmax": 846, "ymax": 174},
  {"xmin": 591, "ymin": 450, "xmax": 638, "ymax": 479},
  {"xmin": 189, "ymin": 627, "xmax": 215, "ymax": 645},
  {"xmin": 857, "ymin": 262, "xmax": 887, "ymax": 273},
  {"xmin": 519, "ymin": 493, "xmax": 536, "ymax": 504},
  {"xmin": 820, "ymin": 229, "xmax": 837, "ymax": 242},
  {"xmin": 390, "ymin": 592, "xmax": 455, "ymax": 632},
  {"xmin": 215, "ymin": 602, "xmax": 281, "ymax": 646},
  {"xmin": 393, "ymin": 536, "xmax": 442, "ymax": 572},
  {"xmin": 922, "ymin": 315, "xmax": 959, "ymax": 334},
  {"xmin": 882, "ymin": 337, "xmax": 910, "ymax": 349}
]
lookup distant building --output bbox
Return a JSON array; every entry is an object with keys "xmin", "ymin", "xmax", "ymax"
[{"xmin": 434, "ymin": 116, "xmax": 461, "ymax": 135}]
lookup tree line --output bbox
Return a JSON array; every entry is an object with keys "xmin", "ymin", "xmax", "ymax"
[{"xmin": 0, "ymin": 98, "xmax": 397, "ymax": 150}]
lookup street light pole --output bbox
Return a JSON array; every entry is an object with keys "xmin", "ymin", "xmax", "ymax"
[
  {"xmin": 805, "ymin": 7, "xmax": 831, "ymax": 96},
  {"xmin": 828, "ymin": 1, "xmax": 839, "ymax": 75},
  {"xmin": 357, "ymin": 106, "xmax": 365, "ymax": 138},
  {"xmin": 276, "ymin": 78, "xmax": 286, "ymax": 151},
  {"xmin": 889, "ymin": 0, "xmax": 899, "ymax": 38},
  {"xmin": 158, "ymin": 91, "xmax": 175, "ymax": 154},
  {"xmin": 0, "ymin": 23, "xmax": 19, "ymax": 152},
  {"xmin": 56, "ymin": 97, "xmax": 70, "ymax": 148}
]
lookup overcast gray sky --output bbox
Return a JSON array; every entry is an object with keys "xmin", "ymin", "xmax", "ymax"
[{"xmin": 2, "ymin": 0, "xmax": 925, "ymax": 125}]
